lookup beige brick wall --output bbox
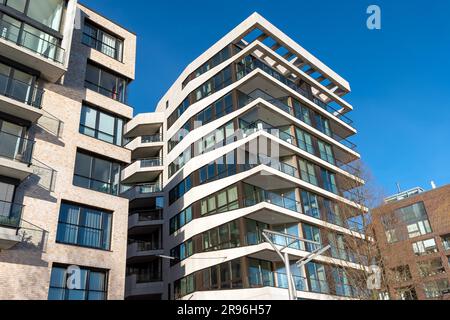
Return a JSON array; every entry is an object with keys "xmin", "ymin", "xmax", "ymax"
[{"xmin": 0, "ymin": 4, "xmax": 136, "ymax": 300}]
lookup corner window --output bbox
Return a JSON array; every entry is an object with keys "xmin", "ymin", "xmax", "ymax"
[
  {"xmin": 82, "ymin": 21, "xmax": 124, "ymax": 61},
  {"xmin": 80, "ymin": 104, "xmax": 124, "ymax": 146},
  {"xmin": 56, "ymin": 202, "xmax": 112, "ymax": 250}
]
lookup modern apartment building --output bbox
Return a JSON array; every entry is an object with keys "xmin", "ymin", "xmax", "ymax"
[
  {"xmin": 130, "ymin": 13, "xmax": 369, "ymax": 300},
  {"xmin": 372, "ymin": 185, "xmax": 450, "ymax": 300},
  {"xmin": 0, "ymin": 0, "xmax": 136, "ymax": 300}
]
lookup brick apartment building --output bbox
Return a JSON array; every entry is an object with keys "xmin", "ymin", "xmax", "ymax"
[{"xmin": 372, "ymin": 185, "xmax": 450, "ymax": 300}]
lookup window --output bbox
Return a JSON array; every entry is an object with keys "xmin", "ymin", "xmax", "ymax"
[
  {"xmin": 292, "ymin": 99, "xmax": 311, "ymax": 125},
  {"xmin": 295, "ymin": 128, "xmax": 314, "ymax": 154},
  {"xmin": 0, "ymin": 119, "xmax": 31, "ymax": 164},
  {"xmin": 48, "ymin": 265, "xmax": 108, "ymax": 300},
  {"xmin": 299, "ymin": 159, "xmax": 317, "ymax": 186},
  {"xmin": 423, "ymin": 279, "xmax": 450, "ymax": 299},
  {"xmin": 412, "ymin": 238, "xmax": 438, "ymax": 256},
  {"xmin": 441, "ymin": 234, "xmax": 450, "ymax": 251},
  {"xmin": 315, "ymin": 113, "xmax": 331, "ymax": 136},
  {"xmin": 200, "ymin": 186, "xmax": 238, "ymax": 216},
  {"xmin": 202, "ymin": 220, "xmax": 240, "ymax": 252},
  {"xmin": 318, "ymin": 140, "xmax": 335, "ymax": 165},
  {"xmin": 323, "ymin": 199, "xmax": 343, "ymax": 226},
  {"xmin": 170, "ymin": 206, "xmax": 192, "ymax": 234},
  {"xmin": 332, "ymin": 267, "xmax": 353, "ymax": 297},
  {"xmin": 391, "ymin": 265, "xmax": 412, "ymax": 282},
  {"xmin": 0, "ymin": 180, "xmax": 20, "ymax": 227},
  {"xmin": 80, "ymin": 105, "xmax": 124, "ymax": 146},
  {"xmin": 417, "ymin": 258, "xmax": 446, "ymax": 278},
  {"xmin": 56, "ymin": 202, "xmax": 112, "ymax": 250},
  {"xmin": 170, "ymin": 239, "xmax": 193, "ymax": 265},
  {"xmin": 306, "ymin": 262, "xmax": 329, "ymax": 294},
  {"xmin": 85, "ymin": 63, "xmax": 128, "ymax": 103},
  {"xmin": 82, "ymin": 21, "xmax": 123, "ymax": 61},
  {"xmin": 73, "ymin": 151, "xmax": 121, "ymax": 195},
  {"xmin": 321, "ymin": 168, "xmax": 338, "ymax": 194},
  {"xmin": 395, "ymin": 202, "xmax": 432, "ymax": 239},
  {"xmin": 0, "ymin": 61, "xmax": 40, "ymax": 106},
  {"xmin": 4, "ymin": 0, "xmax": 65, "ymax": 31},
  {"xmin": 301, "ymin": 190, "xmax": 320, "ymax": 219},
  {"xmin": 168, "ymin": 175, "xmax": 192, "ymax": 205},
  {"xmin": 303, "ymin": 224, "xmax": 321, "ymax": 252},
  {"xmin": 396, "ymin": 287, "xmax": 418, "ymax": 300}
]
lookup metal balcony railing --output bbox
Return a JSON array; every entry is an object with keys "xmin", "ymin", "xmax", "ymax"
[
  {"xmin": 0, "ymin": 200, "xmax": 23, "ymax": 228},
  {"xmin": 0, "ymin": 17, "xmax": 65, "ymax": 63},
  {"xmin": 0, "ymin": 73, "xmax": 44, "ymax": 108}
]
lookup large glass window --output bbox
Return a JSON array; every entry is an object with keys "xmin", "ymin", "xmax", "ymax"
[
  {"xmin": 202, "ymin": 220, "xmax": 240, "ymax": 252},
  {"xmin": 85, "ymin": 63, "xmax": 128, "ymax": 103},
  {"xmin": 423, "ymin": 279, "xmax": 450, "ymax": 299},
  {"xmin": 301, "ymin": 190, "xmax": 320, "ymax": 219},
  {"xmin": 3, "ymin": 0, "xmax": 65, "ymax": 31},
  {"xmin": 318, "ymin": 140, "xmax": 335, "ymax": 165},
  {"xmin": 295, "ymin": 128, "xmax": 314, "ymax": 154},
  {"xmin": 306, "ymin": 262, "xmax": 329, "ymax": 294},
  {"xmin": 80, "ymin": 105, "xmax": 124, "ymax": 146},
  {"xmin": 303, "ymin": 224, "xmax": 321, "ymax": 252},
  {"xmin": 315, "ymin": 113, "xmax": 331, "ymax": 136},
  {"xmin": 292, "ymin": 99, "xmax": 312, "ymax": 125},
  {"xmin": 82, "ymin": 21, "xmax": 123, "ymax": 61},
  {"xmin": 299, "ymin": 159, "xmax": 318, "ymax": 186},
  {"xmin": 396, "ymin": 202, "xmax": 432, "ymax": 239},
  {"xmin": 321, "ymin": 168, "xmax": 338, "ymax": 194},
  {"xmin": 48, "ymin": 265, "xmax": 108, "ymax": 300},
  {"xmin": 412, "ymin": 238, "xmax": 438, "ymax": 256},
  {"xmin": 56, "ymin": 202, "xmax": 112, "ymax": 250},
  {"xmin": 73, "ymin": 151, "xmax": 121, "ymax": 195}
]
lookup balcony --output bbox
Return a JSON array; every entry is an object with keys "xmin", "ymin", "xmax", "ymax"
[
  {"xmin": 0, "ymin": 130, "xmax": 34, "ymax": 180},
  {"xmin": 121, "ymin": 157, "xmax": 163, "ymax": 184},
  {"xmin": 236, "ymin": 55, "xmax": 353, "ymax": 126},
  {"xmin": 125, "ymin": 134, "xmax": 163, "ymax": 159},
  {"xmin": 127, "ymin": 241, "xmax": 163, "ymax": 261},
  {"xmin": 121, "ymin": 183, "xmax": 163, "ymax": 200},
  {"xmin": 0, "ymin": 73, "xmax": 44, "ymax": 123},
  {"xmin": 0, "ymin": 17, "xmax": 66, "ymax": 82},
  {"xmin": 0, "ymin": 200, "xmax": 23, "ymax": 250},
  {"xmin": 128, "ymin": 210, "xmax": 164, "ymax": 233}
]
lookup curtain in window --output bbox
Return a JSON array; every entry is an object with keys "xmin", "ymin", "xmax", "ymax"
[
  {"xmin": 79, "ymin": 209, "xmax": 102, "ymax": 248},
  {"xmin": 57, "ymin": 205, "xmax": 79, "ymax": 244},
  {"xmin": 100, "ymin": 32, "xmax": 116, "ymax": 58}
]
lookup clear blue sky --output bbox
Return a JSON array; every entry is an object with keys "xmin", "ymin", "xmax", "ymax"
[{"xmin": 84, "ymin": 0, "xmax": 450, "ymax": 197}]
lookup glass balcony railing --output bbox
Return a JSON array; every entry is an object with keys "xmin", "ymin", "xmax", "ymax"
[
  {"xmin": 140, "ymin": 157, "xmax": 163, "ymax": 168},
  {"xmin": 132, "ymin": 240, "xmax": 162, "ymax": 252},
  {"xmin": 121, "ymin": 183, "xmax": 162, "ymax": 198},
  {"xmin": 236, "ymin": 56, "xmax": 353, "ymax": 125},
  {"xmin": 240, "ymin": 89, "xmax": 356, "ymax": 150},
  {"xmin": 0, "ymin": 73, "xmax": 44, "ymax": 108},
  {"xmin": 0, "ymin": 17, "xmax": 65, "ymax": 64},
  {"xmin": 243, "ymin": 186, "xmax": 365, "ymax": 234},
  {"xmin": 0, "ymin": 200, "xmax": 23, "ymax": 228},
  {"xmin": 141, "ymin": 134, "xmax": 163, "ymax": 144},
  {"xmin": 0, "ymin": 130, "xmax": 34, "ymax": 165},
  {"xmin": 136, "ymin": 210, "xmax": 163, "ymax": 222}
]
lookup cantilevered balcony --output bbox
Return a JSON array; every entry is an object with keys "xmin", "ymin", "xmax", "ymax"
[
  {"xmin": 0, "ymin": 130, "xmax": 34, "ymax": 181},
  {"xmin": 0, "ymin": 17, "xmax": 67, "ymax": 82},
  {"xmin": 0, "ymin": 200, "xmax": 23, "ymax": 250},
  {"xmin": 121, "ymin": 183, "xmax": 163, "ymax": 200},
  {"xmin": 128, "ymin": 209, "xmax": 164, "ymax": 233},
  {"xmin": 236, "ymin": 55, "xmax": 353, "ymax": 126},
  {"xmin": 121, "ymin": 157, "xmax": 164, "ymax": 184},
  {"xmin": 0, "ymin": 73, "xmax": 44, "ymax": 122},
  {"xmin": 125, "ymin": 134, "xmax": 164, "ymax": 159},
  {"xmin": 127, "ymin": 240, "xmax": 164, "ymax": 261}
]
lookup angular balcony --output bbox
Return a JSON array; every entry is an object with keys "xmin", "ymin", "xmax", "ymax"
[
  {"xmin": 0, "ymin": 130, "xmax": 34, "ymax": 181},
  {"xmin": 0, "ymin": 73, "xmax": 44, "ymax": 123},
  {"xmin": 127, "ymin": 241, "xmax": 163, "ymax": 261},
  {"xmin": 121, "ymin": 157, "xmax": 163, "ymax": 184},
  {"xmin": 128, "ymin": 210, "xmax": 164, "ymax": 233},
  {"xmin": 121, "ymin": 183, "xmax": 163, "ymax": 200},
  {"xmin": 0, "ymin": 200, "xmax": 23, "ymax": 250},
  {"xmin": 125, "ymin": 134, "xmax": 164, "ymax": 159},
  {"xmin": 0, "ymin": 17, "xmax": 66, "ymax": 82}
]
